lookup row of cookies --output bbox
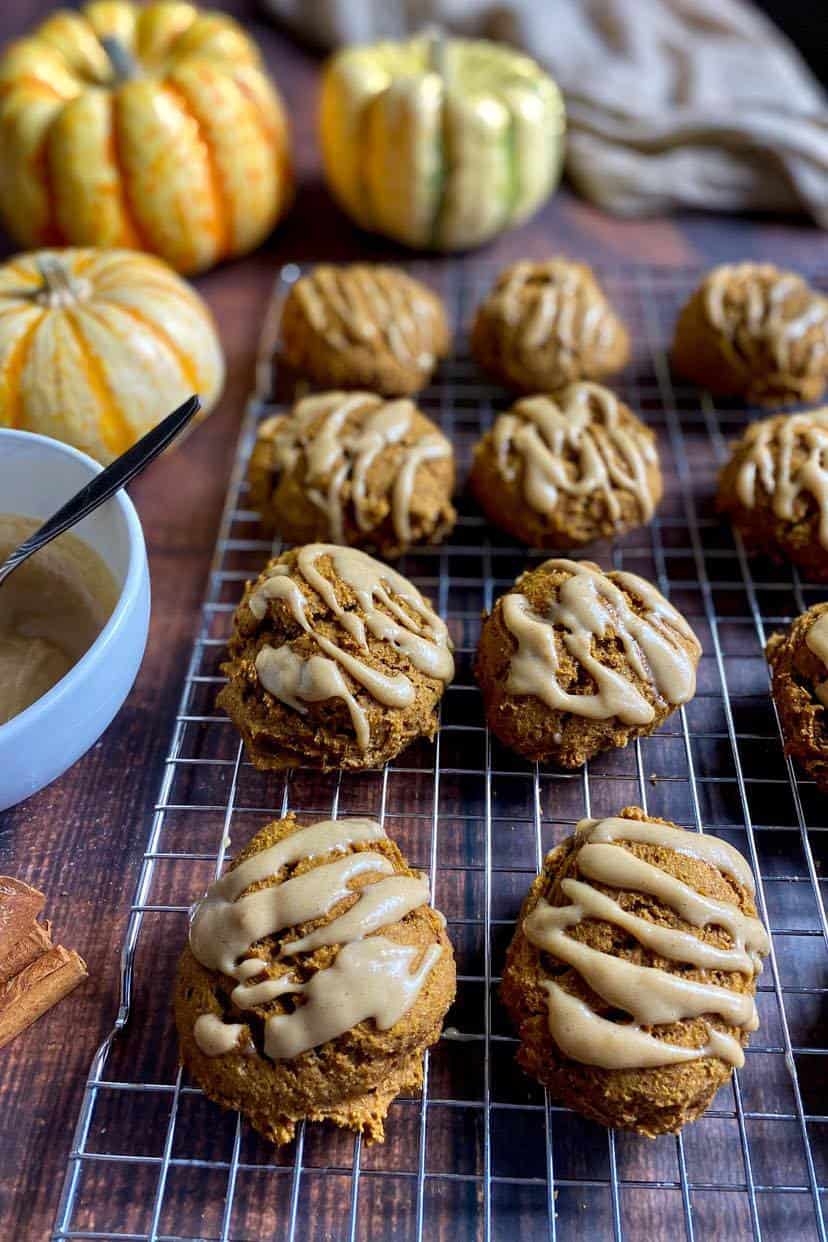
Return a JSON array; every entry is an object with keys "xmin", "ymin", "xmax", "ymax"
[
  {"xmin": 217, "ymin": 540, "xmax": 828, "ymax": 790},
  {"xmin": 216, "ymin": 549, "xmax": 700, "ymax": 773},
  {"xmin": 279, "ymin": 259, "xmax": 828, "ymax": 407},
  {"xmin": 176, "ymin": 803, "xmax": 769, "ymax": 1144},
  {"xmin": 251, "ymin": 388, "xmax": 828, "ymax": 578}
]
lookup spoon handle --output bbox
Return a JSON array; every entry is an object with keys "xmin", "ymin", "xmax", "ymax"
[{"xmin": 0, "ymin": 395, "xmax": 201, "ymax": 587}]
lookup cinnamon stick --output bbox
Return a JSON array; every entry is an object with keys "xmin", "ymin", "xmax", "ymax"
[
  {"xmin": 0, "ymin": 877, "xmax": 45, "ymax": 957},
  {"xmin": 0, "ymin": 919, "xmax": 52, "ymax": 985},
  {"xmin": 0, "ymin": 944, "xmax": 87, "ymax": 1050}
]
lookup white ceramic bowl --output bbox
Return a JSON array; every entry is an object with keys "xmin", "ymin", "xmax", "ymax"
[{"xmin": 0, "ymin": 430, "xmax": 150, "ymax": 810}]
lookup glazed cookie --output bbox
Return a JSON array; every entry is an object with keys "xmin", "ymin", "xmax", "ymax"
[
  {"xmin": 766, "ymin": 603, "xmax": 828, "ymax": 790},
  {"xmin": 470, "ymin": 259, "xmax": 630, "ymax": 393},
  {"xmin": 176, "ymin": 814, "xmax": 455, "ymax": 1145},
  {"xmin": 501, "ymin": 806, "xmax": 769, "ymax": 1137},
  {"xmin": 717, "ymin": 408, "xmax": 828, "ymax": 581},
  {"xmin": 475, "ymin": 558, "xmax": 701, "ymax": 767},
  {"xmin": 248, "ymin": 391, "xmax": 456, "ymax": 558},
  {"xmin": 217, "ymin": 543, "xmax": 454, "ymax": 770},
  {"xmin": 279, "ymin": 264, "xmax": 450, "ymax": 395},
  {"xmin": 673, "ymin": 262, "xmax": 828, "ymax": 406},
  {"xmin": 469, "ymin": 382, "xmax": 662, "ymax": 548}
]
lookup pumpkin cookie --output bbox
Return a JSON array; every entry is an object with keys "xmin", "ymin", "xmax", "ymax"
[
  {"xmin": 475, "ymin": 558, "xmax": 701, "ymax": 767},
  {"xmin": 501, "ymin": 806, "xmax": 769, "ymax": 1137},
  {"xmin": 470, "ymin": 259, "xmax": 630, "ymax": 393},
  {"xmin": 766, "ymin": 603, "xmax": 828, "ymax": 790},
  {"xmin": 217, "ymin": 544, "xmax": 454, "ymax": 771},
  {"xmin": 176, "ymin": 813, "xmax": 455, "ymax": 1145},
  {"xmin": 280, "ymin": 265, "xmax": 450, "ymax": 395},
  {"xmin": 673, "ymin": 263, "xmax": 828, "ymax": 406},
  {"xmin": 717, "ymin": 408, "xmax": 828, "ymax": 581},
  {"xmin": 248, "ymin": 392, "xmax": 456, "ymax": 557},
  {"xmin": 469, "ymin": 383, "xmax": 661, "ymax": 548}
]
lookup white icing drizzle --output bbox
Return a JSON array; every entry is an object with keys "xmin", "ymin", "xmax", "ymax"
[
  {"xmin": 523, "ymin": 814, "xmax": 767, "ymax": 1071},
  {"xmin": 704, "ymin": 262, "xmax": 828, "ymax": 373},
  {"xmin": 585, "ymin": 816, "xmax": 756, "ymax": 893},
  {"xmin": 192, "ymin": 1013, "xmax": 252, "ymax": 1057},
  {"xmin": 541, "ymin": 984, "xmax": 746, "ymax": 1070},
  {"xmin": 502, "ymin": 560, "xmax": 700, "ymax": 724},
  {"xmin": 261, "ymin": 939, "xmax": 443, "ymax": 1061},
  {"xmin": 248, "ymin": 544, "xmax": 454, "ymax": 751},
  {"xmin": 806, "ymin": 610, "xmax": 828, "ymax": 707},
  {"xmin": 494, "ymin": 260, "xmax": 620, "ymax": 357},
  {"xmin": 292, "ymin": 265, "xmax": 440, "ymax": 367},
  {"xmin": 255, "ymin": 645, "xmax": 370, "ymax": 751},
  {"xmin": 733, "ymin": 409, "xmax": 828, "ymax": 549},
  {"xmin": 491, "ymin": 384, "xmax": 657, "ymax": 522},
  {"xmin": 189, "ymin": 818, "xmax": 442, "ymax": 1060},
  {"xmin": 262, "ymin": 392, "xmax": 451, "ymax": 545}
]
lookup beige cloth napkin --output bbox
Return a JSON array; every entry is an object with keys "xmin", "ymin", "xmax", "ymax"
[{"xmin": 265, "ymin": 0, "xmax": 828, "ymax": 226}]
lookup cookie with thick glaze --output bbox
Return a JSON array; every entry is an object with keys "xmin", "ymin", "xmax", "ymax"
[
  {"xmin": 175, "ymin": 814, "xmax": 455, "ymax": 1145},
  {"xmin": 717, "ymin": 407, "xmax": 828, "ymax": 581},
  {"xmin": 471, "ymin": 259, "xmax": 630, "ymax": 394},
  {"xmin": 501, "ymin": 806, "xmax": 768, "ymax": 1136},
  {"xmin": 248, "ymin": 392, "xmax": 456, "ymax": 558},
  {"xmin": 280, "ymin": 264, "xmax": 450, "ymax": 396},
  {"xmin": 475, "ymin": 558, "xmax": 701, "ymax": 767},
  {"xmin": 469, "ymin": 383, "xmax": 661, "ymax": 548},
  {"xmin": 673, "ymin": 262, "xmax": 828, "ymax": 406},
  {"xmin": 217, "ymin": 544, "xmax": 454, "ymax": 771}
]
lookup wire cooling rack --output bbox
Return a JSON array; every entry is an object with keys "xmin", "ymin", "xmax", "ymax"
[{"xmin": 52, "ymin": 262, "xmax": 828, "ymax": 1242}]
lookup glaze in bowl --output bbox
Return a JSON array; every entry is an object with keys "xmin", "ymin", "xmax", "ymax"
[{"xmin": 0, "ymin": 430, "xmax": 150, "ymax": 810}]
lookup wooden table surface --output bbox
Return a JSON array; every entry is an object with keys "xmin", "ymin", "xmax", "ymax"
[{"xmin": 1, "ymin": 2, "xmax": 827, "ymax": 1237}]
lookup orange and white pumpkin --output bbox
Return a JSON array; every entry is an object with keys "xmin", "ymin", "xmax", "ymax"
[
  {"xmin": 0, "ymin": 2, "xmax": 292, "ymax": 274},
  {"xmin": 0, "ymin": 248, "xmax": 225, "ymax": 464}
]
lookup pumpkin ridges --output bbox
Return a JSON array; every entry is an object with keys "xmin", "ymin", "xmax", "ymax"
[
  {"xmin": 85, "ymin": 298, "xmax": 203, "ymax": 394},
  {"xmin": 88, "ymin": 256, "xmax": 209, "ymax": 309},
  {"xmin": 62, "ymin": 309, "xmax": 134, "ymax": 457},
  {"xmin": 37, "ymin": 133, "xmax": 67, "ymax": 247},
  {"xmin": 230, "ymin": 68, "xmax": 292, "ymax": 220},
  {"xmin": 135, "ymin": 3, "xmax": 201, "ymax": 67},
  {"xmin": 161, "ymin": 77, "xmax": 231, "ymax": 257},
  {"xmin": 0, "ymin": 311, "xmax": 44, "ymax": 430},
  {"xmin": 0, "ymin": 75, "xmax": 73, "ymax": 103},
  {"xmin": 230, "ymin": 66, "xmax": 283, "ymax": 147},
  {"xmin": 0, "ymin": 259, "xmax": 43, "ymax": 288},
  {"xmin": 108, "ymin": 89, "xmax": 156, "ymax": 255}
]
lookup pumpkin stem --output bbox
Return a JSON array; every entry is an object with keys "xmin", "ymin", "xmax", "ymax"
[
  {"xmin": 36, "ymin": 257, "xmax": 85, "ymax": 308},
  {"xmin": 425, "ymin": 26, "xmax": 448, "ymax": 79},
  {"xmin": 100, "ymin": 35, "xmax": 140, "ymax": 83}
]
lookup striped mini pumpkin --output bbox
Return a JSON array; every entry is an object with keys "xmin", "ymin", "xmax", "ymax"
[
  {"xmin": 0, "ymin": 2, "xmax": 292, "ymax": 274},
  {"xmin": 0, "ymin": 247, "xmax": 224, "ymax": 463}
]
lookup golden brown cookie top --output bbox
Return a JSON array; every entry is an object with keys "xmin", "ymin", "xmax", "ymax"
[
  {"xmin": 283, "ymin": 264, "xmax": 448, "ymax": 372},
  {"xmin": 498, "ymin": 558, "xmax": 701, "ymax": 724},
  {"xmin": 699, "ymin": 262, "xmax": 828, "ymax": 379},
  {"xmin": 481, "ymin": 382, "xmax": 659, "ymax": 523},
  {"xmin": 473, "ymin": 259, "xmax": 629, "ymax": 388},
  {"xmin": 250, "ymin": 391, "xmax": 454, "ymax": 551},
  {"xmin": 721, "ymin": 407, "xmax": 828, "ymax": 549},
  {"xmin": 522, "ymin": 807, "xmax": 768, "ymax": 1071},
  {"xmin": 186, "ymin": 814, "xmax": 450, "ymax": 1062}
]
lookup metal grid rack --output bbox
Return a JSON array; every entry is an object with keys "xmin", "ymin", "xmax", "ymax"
[{"xmin": 52, "ymin": 262, "xmax": 827, "ymax": 1242}]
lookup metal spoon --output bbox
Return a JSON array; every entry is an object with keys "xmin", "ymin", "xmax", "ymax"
[{"xmin": 0, "ymin": 394, "xmax": 201, "ymax": 590}]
